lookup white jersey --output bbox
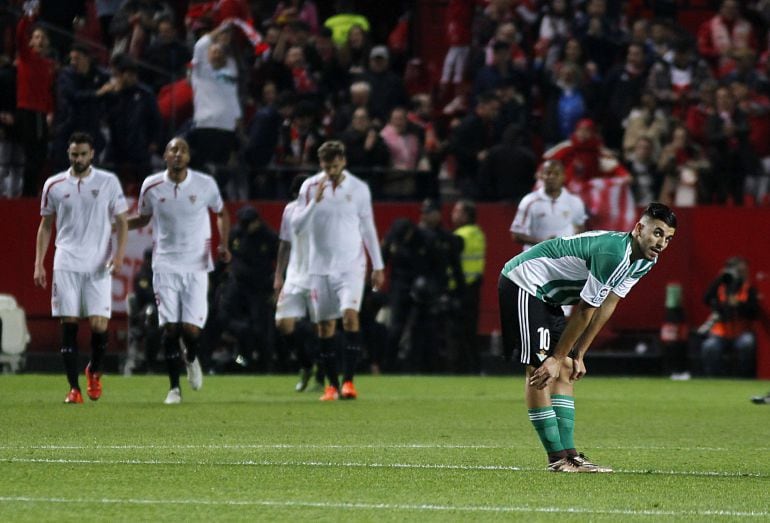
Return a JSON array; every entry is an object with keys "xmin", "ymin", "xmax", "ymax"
[
  {"xmin": 292, "ymin": 170, "xmax": 384, "ymax": 276},
  {"xmin": 40, "ymin": 167, "xmax": 128, "ymax": 272},
  {"xmin": 510, "ymin": 187, "xmax": 587, "ymax": 250},
  {"xmin": 191, "ymin": 33, "xmax": 241, "ymax": 131},
  {"xmin": 138, "ymin": 169, "xmax": 224, "ymax": 273},
  {"xmin": 279, "ymin": 200, "xmax": 311, "ymax": 288}
]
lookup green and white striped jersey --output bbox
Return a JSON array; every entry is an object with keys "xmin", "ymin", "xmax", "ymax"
[{"xmin": 501, "ymin": 231, "xmax": 655, "ymax": 307}]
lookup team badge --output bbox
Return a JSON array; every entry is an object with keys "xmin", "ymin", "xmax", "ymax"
[
  {"xmin": 91, "ymin": 189, "xmax": 99, "ymax": 198},
  {"xmin": 189, "ymin": 195, "xmax": 197, "ymax": 204}
]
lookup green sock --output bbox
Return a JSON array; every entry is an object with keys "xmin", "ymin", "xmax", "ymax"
[
  {"xmin": 528, "ymin": 407, "xmax": 564, "ymax": 454},
  {"xmin": 552, "ymin": 394, "xmax": 575, "ymax": 453}
]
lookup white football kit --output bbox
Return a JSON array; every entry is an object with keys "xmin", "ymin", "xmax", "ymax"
[
  {"xmin": 275, "ymin": 200, "xmax": 314, "ymax": 321},
  {"xmin": 292, "ymin": 170, "xmax": 384, "ymax": 321},
  {"xmin": 138, "ymin": 169, "xmax": 224, "ymax": 327},
  {"xmin": 510, "ymin": 187, "xmax": 587, "ymax": 250},
  {"xmin": 41, "ymin": 167, "xmax": 128, "ymax": 317}
]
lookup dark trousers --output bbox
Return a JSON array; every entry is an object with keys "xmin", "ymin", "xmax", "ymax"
[{"xmin": 17, "ymin": 109, "xmax": 48, "ymax": 196}]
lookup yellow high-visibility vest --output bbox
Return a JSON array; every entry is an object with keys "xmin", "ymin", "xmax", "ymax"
[{"xmin": 454, "ymin": 224, "xmax": 486, "ymax": 284}]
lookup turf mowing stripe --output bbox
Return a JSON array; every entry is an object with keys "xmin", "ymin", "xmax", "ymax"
[
  {"xmin": 0, "ymin": 495, "xmax": 767, "ymax": 518},
  {"xmin": 2, "ymin": 457, "xmax": 767, "ymax": 478}
]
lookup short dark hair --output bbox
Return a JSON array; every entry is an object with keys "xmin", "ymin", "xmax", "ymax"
[
  {"xmin": 317, "ymin": 141, "xmax": 346, "ymax": 162},
  {"xmin": 111, "ymin": 53, "xmax": 137, "ymax": 73},
  {"xmin": 68, "ymin": 132, "xmax": 94, "ymax": 148},
  {"xmin": 70, "ymin": 42, "xmax": 92, "ymax": 57},
  {"xmin": 643, "ymin": 202, "xmax": 677, "ymax": 228}
]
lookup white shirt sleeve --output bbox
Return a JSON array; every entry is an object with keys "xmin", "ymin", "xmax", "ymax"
[
  {"xmin": 291, "ymin": 179, "xmax": 319, "ymax": 235},
  {"xmin": 138, "ymin": 178, "xmax": 154, "ymax": 216},
  {"xmin": 40, "ymin": 179, "xmax": 57, "ymax": 216},
  {"xmin": 357, "ymin": 183, "xmax": 384, "ymax": 271},
  {"xmin": 110, "ymin": 176, "xmax": 128, "ymax": 216},
  {"xmin": 192, "ymin": 33, "xmax": 211, "ymax": 73},
  {"xmin": 510, "ymin": 195, "xmax": 533, "ymax": 234},
  {"xmin": 206, "ymin": 177, "xmax": 224, "ymax": 213},
  {"xmin": 570, "ymin": 194, "xmax": 587, "ymax": 228},
  {"xmin": 279, "ymin": 204, "xmax": 293, "ymax": 242}
]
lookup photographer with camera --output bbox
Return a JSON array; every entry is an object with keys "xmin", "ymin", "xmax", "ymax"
[{"xmin": 699, "ymin": 256, "xmax": 759, "ymax": 377}]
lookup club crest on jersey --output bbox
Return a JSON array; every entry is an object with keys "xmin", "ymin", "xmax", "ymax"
[
  {"xmin": 159, "ymin": 197, "xmax": 166, "ymax": 203},
  {"xmin": 189, "ymin": 195, "xmax": 197, "ymax": 204},
  {"xmin": 91, "ymin": 189, "xmax": 99, "ymax": 198}
]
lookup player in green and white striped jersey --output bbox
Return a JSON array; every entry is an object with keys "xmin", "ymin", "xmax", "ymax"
[{"xmin": 498, "ymin": 203, "xmax": 677, "ymax": 472}]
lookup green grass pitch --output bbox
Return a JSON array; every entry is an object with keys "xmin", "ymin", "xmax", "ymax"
[{"xmin": 0, "ymin": 374, "xmax": 768, "ymax": 521}]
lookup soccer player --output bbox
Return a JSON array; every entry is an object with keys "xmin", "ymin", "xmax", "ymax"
[
  {"xmin": 127, "ymin": 137, "xmax": 231, "ymax": 404},
  {"xmin": 510, "ymin": 159, "xmax": 587, "ymax": 251},
  {"xmin": 34, "ymin": 132, "xmax": 128, "ymax": 403},
  {"xmin": 273, "ymin": 174, "xmax": 319, "ymax": 392},
  {"xmin": 292, "ymin": 140, "xmax": 385, "ymax": 400},
  {"xmin": 499, "ymin": 202, "xmax": 677, "ymax": 472}
]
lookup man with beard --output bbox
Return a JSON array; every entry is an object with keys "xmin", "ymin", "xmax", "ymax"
[{"xmin": 34, "ymin": 132, "xmax": 128, "ymax": 403}]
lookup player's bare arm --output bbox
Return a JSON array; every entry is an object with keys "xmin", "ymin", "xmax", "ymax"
[
  {"xmin": 127, "ymin": 214, "xmax": 152, "ymax": 230},
  {"xmin": 529, "ymin": 301, "xmax": 598, "ymax": 390},
  {"xmin": 274, "ymin": 240, "xmax": 291, "ymax": 296},
  {"xmin": 33, "ymin": 214, "xmax": 54, "ymax": 288},
  {"xmin": 570, "ymin": 292, "xmax": 621, "ymax": 380},
  {"xmin": 216, "ymin": 208, "xmax": 231, "ymax": 263},
  {"xmin": 110, "ymin": 211, "xmax": 128, "ymax": 275}
]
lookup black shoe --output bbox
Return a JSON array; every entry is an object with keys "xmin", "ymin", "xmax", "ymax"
[
  {"xmin": 295, "ymin": 368, "xmax": 312, "ymax": 392},
  {"xmin": 750, "ymin": 394, "xmax": 770, "ymax": 405}
]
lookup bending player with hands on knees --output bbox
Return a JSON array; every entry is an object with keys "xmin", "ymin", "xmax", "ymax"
[{"xmin": 498, "ymin": 203, "xmax": 677, "ymax": 472}]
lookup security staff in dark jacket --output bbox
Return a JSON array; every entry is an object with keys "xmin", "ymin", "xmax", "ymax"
[{"xmin": 218, "ymin": 206, "xmax": 279, "ymax": 370}]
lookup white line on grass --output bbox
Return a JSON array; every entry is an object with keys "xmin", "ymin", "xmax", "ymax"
[
  {"xmin": 0, "ymin": 495, "xmax": 767, "ymax": 518},
  {"xmin": 0, "ymin": 443, "xmax": 761, "ymax": 452},
  {"xmin": 2, "ymin": 457, "xmax": 766, "ymax": 478}
]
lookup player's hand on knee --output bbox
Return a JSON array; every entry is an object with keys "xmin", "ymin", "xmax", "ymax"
[
  {"xmin": 529, "ymin": 357, "xmax": 560, "ymax": 390},
  {"xmin": 570, "ymin": 357, "xmax": 586, "ymax": 381}
]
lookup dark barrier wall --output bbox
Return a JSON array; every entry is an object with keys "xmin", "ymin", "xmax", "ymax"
[{"xmin": 2, "ymin": 200, "xmax": 769, "ymax": 377}]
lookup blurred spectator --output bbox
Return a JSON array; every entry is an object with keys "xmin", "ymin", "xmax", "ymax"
[
  {"xmin": 0, "ymin": 54, "xmax": 22, "ymax": 198},
  {"xmin": 473, "ymin": 40, "xmax": 529, "ymax": 101},
  {"xmin": 646, "ymin": 18, "xmax": 673, "ymax": 62},
  {"xmin": 356, "ymin": 45, "xmax": 408, "ymax": 123},
  {"xmin": 697, "ymin": 0, "xmax": 758, "ymax": 78},
  {"xmin": 544, "ymin": 37, "xmax": 599, "ymax": 88},
  {"xmin": 273, "ymin": 99, "xmax": 321, "ymax": 169},
  {"xmin": 601, "ymin": 42, "xmax": 649, "ymax": 151},
  {"xmin": 188, "ymin": 21, "xmax": 242, "ymax": 173},
  {"xmin": 324, "ymin": 2, "xmax": 370, "ymax": 47},
  {"xmin": 96, "ymin": 0, "xmax": 124, "ymax": 48},
  {"xmin": 110, "ymin": 0, "xmax": 174, "ymax": 60},
  {"xmin": 534, "ymin": 0, "xmax": 573, "ymax": 69},
  {"xmin": 51, "ymin": 44, "xmax": 110, "ymax": 170},
  {"xmin": 243, "ymin": 89, "xmax": 295, "ymax": 196},
  {"xmin": 483, "ymin": 21, "xmax": 528, "ymax": 73},
  {"xmin": 332, "ymin": 80, "xmax": 373, "ymax": 133},
  {"xmin": 699, "ymin": 256, "xmax": 759, "ymax": 377},
  {"xmin": 624, "ymin": 136, "xmax": 663, "ymax": 206},
  {"xmin": 448, "ymin": 91, "xmax": 501, "ymax": 198},
  {"xmin": 102, "ymin": 54, "xmax": 162, "ymax": 192},
  {"xmin": 39, "ymin": 0, "xmax": 86, "ymax": 60},
  {"xmin": 657, "ymin": 125, "xmax": 710, "ymax": 207},
  {"xmin": 477, "ymin": 124, "xmax": 537, "ymax": 203},
  {"xmin": 15, "ymin": 7, "xmax": 55, "ymax": 196},
  {"xmin": 380, "ymin": 106, "xmax": 423, "ymax": 197},
  {"xmin": 704, "ymin": 86, "xmax": 759, "ymax": 205},
  {"xmin": 685, "ymin": 79, "xmax": 718, "ymax": 146},
  {"xmin": 722, "ymin": 48, "xmax": 765, "ymax": 91},
  {"xmin": 272, "ymin": 0, "xmax": 319, "ymax": 34},
  {"xmin": 574, "ymin": 0, "xmax": 624, "ymax": 76},
  {"xmin": 622, "ymin": 90, "xmax": 670, "ymax": 158},
  {"xmin": 337, "ymin": 23, "xmax": 371, "ymax": 76},
  {"xmin": 281, "ymin": 43, "xmax": 320, "ymax": 99},
  {"xmin": 407, "ymin": 93, "xmax": 442, "ymax": 198},
  {"xmin": 313, "ymin": 27, "xmax": 348, "ymax": 102},
  {"xmin": 140, "ymin": 14, "xmax": 191, "ymax": 92},
  {"xmin": 647, "ymin": 38, "xmax": 712, "ymax": 120},
  {"xmin": 338, "ymin": 107, "xmax": 390, "ymax": 171},
  {"xmin": 440, "ymin": 0, "xmax": 475, "ymax": 93},
  {"xmin": 542, "ymin": 118, "xmax": 635, "ymax": 230},
  {"xmin": 542, "ymin": 62, "xmax": 590, "ymax": 146},
  {"xmin": 731, "ymin": 80, "xmax": 770, "ymax": 204}
]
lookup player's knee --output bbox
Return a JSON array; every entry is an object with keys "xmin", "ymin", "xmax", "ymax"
[
  {"xmin": 276, "ymin": 318, "xmax": 294, "ymax": 336},
  {"xmin": 342, "ymin": 310, "xmax": 359, "ymax": 331},
  {"xmin": 181, "ymin": 323, "xmax": 200, "ymax": 341},
  {"xmin": 88, "ymin": 316, "xmax": 108, "ymax": 332}
]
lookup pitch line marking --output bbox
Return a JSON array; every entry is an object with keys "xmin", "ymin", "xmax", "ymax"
[
  {"xmin": 2, "ymin": 457, "xmax": 767, "ymax": 478},
  {"xmin": 0, "ymin": 495, "xmax": 767, "ymax": 518},
  {"xmin": 0, "ymin": 443, "xmax": 761, "ymax": 452}
]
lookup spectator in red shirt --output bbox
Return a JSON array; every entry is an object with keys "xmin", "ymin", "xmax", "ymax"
[
  {"xmin": 697, "ymin": 0, "xmax": 758, "ymax": 78},
  {"xmin": 15, "ymin": 9, "xmax": 56, "ymax": 196}
]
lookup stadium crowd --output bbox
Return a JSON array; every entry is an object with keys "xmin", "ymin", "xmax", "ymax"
[{"xmin": 3, "ymin": 0, "xmax": 770, "ymax": 212}]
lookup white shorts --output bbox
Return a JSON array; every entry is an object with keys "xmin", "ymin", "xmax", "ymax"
[
  {"xmin": 309, "ymin": 271, "xmax": 365, "ymax": 322},
  {"xmin": 153, "ymin": 272, "xmax": 209, "ymax": 328},
  {"xmin": 52, "ymin": 270, "xmax": 112, "ymax": 318},
  {"xmin": 275, "ymin": 283, "xmax": 313, "ymax": 321}
]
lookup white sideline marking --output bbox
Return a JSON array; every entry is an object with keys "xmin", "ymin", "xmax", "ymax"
[
  {"xmin": 2, "ymin": 457, "xmax": 766, "ymax": 478},
  {"xmin": 0, "ymin": 495, "xmax": 767, "ymax": 518},
  {"xmin": 0, "ymin": 443, "xmax": 763, "ymax": 452}
]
